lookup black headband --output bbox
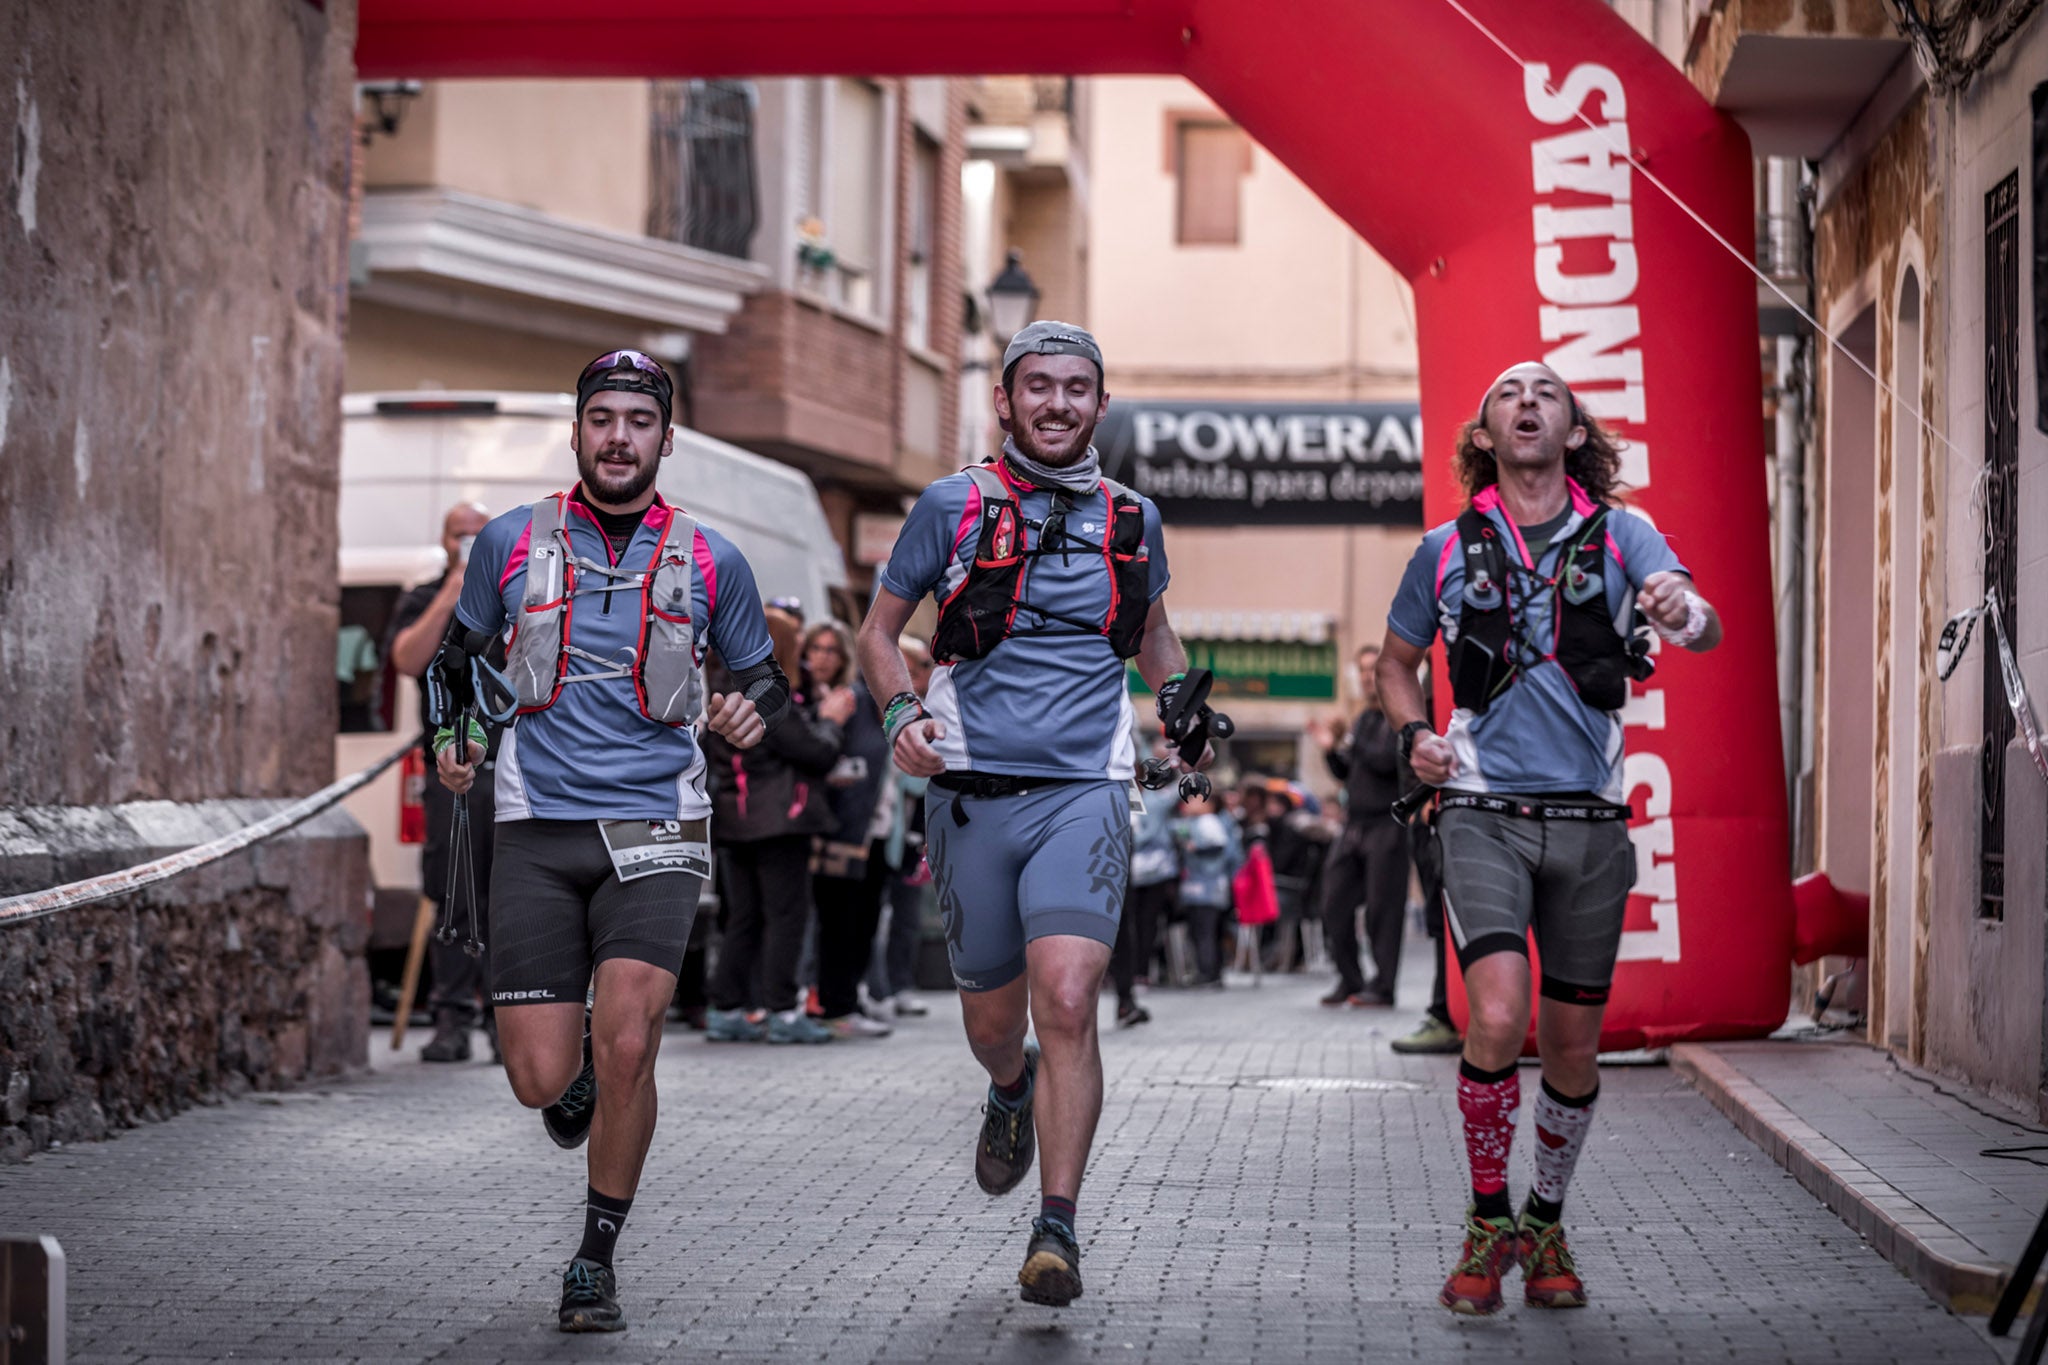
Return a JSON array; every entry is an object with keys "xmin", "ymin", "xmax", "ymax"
[{"xmin": 576, "ymin": 358, "xmax": 673, "ymax": 428}]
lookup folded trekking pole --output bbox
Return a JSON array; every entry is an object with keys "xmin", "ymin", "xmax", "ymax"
[
  {"xmin": 424, "ymin": 631, "xmax": 517, "ymax": 957},
  {"xmin": 1140, "ymin": 667, "xmax": 1234, "ymax": 802}
]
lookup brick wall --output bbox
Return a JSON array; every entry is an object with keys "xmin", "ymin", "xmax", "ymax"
[{"xmin": 696, "ymin": 77, "xmax": 969, "ymax": 490}]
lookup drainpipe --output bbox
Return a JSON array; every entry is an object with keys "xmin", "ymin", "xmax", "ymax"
[
  {"xmin": 1766, "ymin": 155, "xmax": 1815, "ymax": 860},
  {"xmin": 1776, "ymin": 331, "xmax": 1805, "ymax": 820}
]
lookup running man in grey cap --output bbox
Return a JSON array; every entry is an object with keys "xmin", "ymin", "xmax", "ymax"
[{"xmin": 857, "ymin": 319, "xmax": 1204, "ymax": 1307}]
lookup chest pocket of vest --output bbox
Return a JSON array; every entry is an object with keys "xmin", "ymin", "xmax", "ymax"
[
  {"xmin": 1105, "ymin": 498, "xmax": 1150, "ymax": 658},
  {"xmin": 510, "ymin": 536, "xmax": 571, "ymax": 710},
  {"xmin": 978, "ymin": 504, "xmax": 1023, "ymax": 567},
  {"xmin": 638, "ymin": 553, "xmax": 703, "ymax": 725}
]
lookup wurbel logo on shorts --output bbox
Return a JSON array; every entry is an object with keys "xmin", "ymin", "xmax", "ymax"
[{"xmin": 493, "ymin": 988, "xmax": 559, "ymax": 1001}]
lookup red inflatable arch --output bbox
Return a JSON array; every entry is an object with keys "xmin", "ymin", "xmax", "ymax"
[{"xmin": 358, "ymin": 0, "xmax": 1792, "ymax": 1050}]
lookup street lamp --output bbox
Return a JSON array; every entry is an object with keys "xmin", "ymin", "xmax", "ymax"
[{"xmin": 987, "ymin": 250, "xmax": 1040, "ymax": 344}]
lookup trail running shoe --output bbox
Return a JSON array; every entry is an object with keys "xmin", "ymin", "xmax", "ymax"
[
  {"xmin": 1017, "ymin": 1217, "xmax": 1083, "ymax": 1307},
  {"xmin": 1390, "ymin": 1014, "xmax": 1464, "ymax": 1055},
  {"xmin": 542, "ymin": 1032, "xmax": 597, "ymax": 1150},
  {"xmin": 705, "ymin": 1008, "xmax": 767, "ymax": 1042},
  {"xmin": 975, "ymin": 1043, "xmax": 1039, "ymax": 1195},
  {"xmin": 1518, "ymin": 1213, "xmax": 1589, "ymax": 1308},
  {"xmin": 1438, "ymin": 1209, "xmax": 1518, "ymax": 1315},
  {"xmin": 558, "ymin": 1257, "xmax": 626, "ymax": 1332}
]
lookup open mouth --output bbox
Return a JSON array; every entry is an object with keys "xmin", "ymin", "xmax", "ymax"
[{"xmin": 1514, "ymin": 417, "xmax": 1542, "ymax": 436}]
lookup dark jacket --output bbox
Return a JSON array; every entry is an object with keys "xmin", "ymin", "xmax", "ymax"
[
  {"xmin": 1325, "ymin": 709, "xmax": 1404, "ymax": 823},
  {"xmin": 1265, "ymin": 808, "xmax": 1330, "ymax": 901},
  {"xmin": 820, "ymin": 681, "xmax": 892, "ymax": 853},
  {"xmin": 703, "ymin": 658, "xmax": 844, "ymax": 843}
]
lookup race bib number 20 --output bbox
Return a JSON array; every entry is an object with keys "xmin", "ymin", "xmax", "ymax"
[{"xmin": 598, "ymin": 818, "xmax": 712, "ymax": 881}]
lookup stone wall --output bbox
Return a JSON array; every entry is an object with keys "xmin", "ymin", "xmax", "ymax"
[
  {"xmin": 0, "ymin": 2, "xmax": 370, "ymax": 1159},
  {"xmin": 0, "ymin": 1, "xmax": 356, "ymax": 808},
  {"xmin": 0, "ymin": 804, "xmax": 369, "ymax": 1163}
]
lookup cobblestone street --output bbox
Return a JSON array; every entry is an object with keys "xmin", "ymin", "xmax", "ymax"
[{"xmin": 0, "ymin": 971, "xmax": 2013, "ymax": 1364}]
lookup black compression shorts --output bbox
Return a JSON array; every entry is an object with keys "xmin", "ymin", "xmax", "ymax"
[{"xmin": 486, "ymin": 818, "xmax": 702, "ymax": 1006}]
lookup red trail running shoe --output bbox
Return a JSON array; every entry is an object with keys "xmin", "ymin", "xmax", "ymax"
[
  {"xmin": 1518, "ymin": 1215, "xmax": 1589, "ymax": 1308},
  {"xmin": 1439, "ymin": 1210, "xmax": 1518, "ymax": 1315}
]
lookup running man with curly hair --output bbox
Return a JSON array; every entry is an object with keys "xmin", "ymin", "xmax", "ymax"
[{"xmin": 1375, "ymin": 361, "xmax": 1723, "ymax": 1316}]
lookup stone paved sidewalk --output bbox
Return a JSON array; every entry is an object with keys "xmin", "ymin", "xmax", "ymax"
[
  {"xmin": 1675, "ymin": 1033, "xmax": 2048, "ymax": 1313},
  {"xmin": 0, "ymin": 969, "xmax": 2012, "ymax": 1364}
]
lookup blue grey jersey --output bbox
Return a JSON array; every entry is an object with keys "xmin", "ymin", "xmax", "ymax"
[
  {"xmin": 1386, "ymin": 483, "xmax": 1686, "ymax": 802},
  {"xmin": 457, "ymin": 492, "xmax": 775, "ymax": 823},
  {"xmin": 880, "ymin": 466, "xmax": 1171, "ymax": 781}
]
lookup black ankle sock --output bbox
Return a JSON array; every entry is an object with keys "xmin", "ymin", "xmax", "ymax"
[
  {"xmin": 1525, "ymin": 1193, "xmax": 1564, "ymax": 1225},
  {"xmin": 992, "ymin": 1065, "xmax": 1031, "ymax": 1105},
  {"xmin": 1040, "ymin": 1194, "xmax": 1076, "ymax": 1238},
  {"xmin": 576, "ymin": 1186, "xmax": 633, "ymax": 1268},
  {"xmin": 1472, "ymin": 1188, "xmax": 1513, "ymax": 1221}
]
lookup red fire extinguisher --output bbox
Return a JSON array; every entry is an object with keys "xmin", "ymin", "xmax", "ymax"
[{"xmin": 399, "ymin": 747, "xmax": 427, "ymax": 844}]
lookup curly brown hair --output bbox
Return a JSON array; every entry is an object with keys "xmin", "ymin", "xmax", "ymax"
[{"xmin": 1452, "ymin": 404, "xmax": 1629, "ymax": 508}]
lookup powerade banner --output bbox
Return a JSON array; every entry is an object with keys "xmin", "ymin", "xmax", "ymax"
[{"xmin": 1093, "ymin": 400, "xmax": 1424, "ymax": 526}]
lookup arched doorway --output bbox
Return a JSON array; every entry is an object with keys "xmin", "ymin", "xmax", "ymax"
[{"xmin": 357, "ymin": 0, "xmax": 1793, "ymax": 1048}]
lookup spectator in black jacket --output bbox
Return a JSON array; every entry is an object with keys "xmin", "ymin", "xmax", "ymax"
[
  {"xmin": 702, "ymin": 606, "xmax": 851, "ymax": 1044},
  {"xmin": 804, "ymin": 621, "xmax": 897, "ymax": 1039},
  {"xmin": 1314, "ymin": 643, "xmax": 1414, "ymax": 1007}
]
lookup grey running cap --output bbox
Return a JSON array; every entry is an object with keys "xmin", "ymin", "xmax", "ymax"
[{"xmin": 1002, "ymin": 320, "xmax": 1104, "ymax": 379}]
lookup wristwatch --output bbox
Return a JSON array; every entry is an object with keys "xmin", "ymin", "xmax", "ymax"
[{"xmin": 1398, "ymin": 719, "xmax": 1432, "ymax": 762}]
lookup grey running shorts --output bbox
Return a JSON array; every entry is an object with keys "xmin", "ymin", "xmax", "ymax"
[
  {"xmin": 1436, "ymin": 801, "xmax": 1637, "ymax": 1004},
  {"xmin": 487, "ymin": 818, "xmax": 703, "ymax": 1006},
  {"xmin": 923, "ymin": 778, "xmax": 1130, "ymax": 992}
]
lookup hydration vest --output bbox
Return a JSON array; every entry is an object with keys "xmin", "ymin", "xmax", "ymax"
[
  {"xmin": 503, "ymin": 493, "xmax": 708, "ymax": 726},
  {"xmin": 1445, "ymin": 501, "xmax": 1650, "ymax": 714},
  {"xmin": 931, "ymin": 462, "xmax": 1151, "ymax": 664}
]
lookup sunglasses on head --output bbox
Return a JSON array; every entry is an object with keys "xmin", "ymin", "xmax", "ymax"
[
  {"xmin": 767, "ymin": 596, "xmax": 804, "ymax": 617},
  {"xmin": 580, "ymin": 349, "xmax": 667, "ymax": 383}
]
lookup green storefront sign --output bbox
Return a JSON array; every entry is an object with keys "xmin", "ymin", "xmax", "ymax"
[{"xmin": 1129, "ymin": 638, "xmax": 1337, "ymax": 701}]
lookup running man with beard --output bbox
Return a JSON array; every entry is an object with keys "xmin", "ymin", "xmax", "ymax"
[
  {"xmin": 434, "ymin": 349, "xmax": 790, "ymax": 1332},
  {"xmin": 856, "ymin": 321, "xmax": 1199, "ymax": 1307},
  {"xmin": 1376, "ymin": 361, "xmax": 1721, "ymax": 1316}
]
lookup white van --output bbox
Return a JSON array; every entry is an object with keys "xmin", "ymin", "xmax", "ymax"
[{"xmin": 334, "ymin": 391, "xmax": 849, "ymax": 942}]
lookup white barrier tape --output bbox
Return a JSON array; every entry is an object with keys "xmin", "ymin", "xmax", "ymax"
[{"xmin": 0, "ymin": 741, "xmax": 414, "ymax": 928}]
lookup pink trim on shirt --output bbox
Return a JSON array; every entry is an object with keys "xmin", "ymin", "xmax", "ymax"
[
  {"xmin": 952, "ymin": 482, "xmax": 985, "ymax": 560},
  {"xmin": 691, "ymin": 526, "xmax": 718, "ymax": 620},
  {"xmin": 1434, "ymin": 533, "xmax": 1461, "ymax": 598},
  {"xmin": 1603, "ymin": 531, "xmax": 1627, "ymax": 577},
  {"xmin": 499, "ymin": 522, "xmax": 533, "ymax": 592}
]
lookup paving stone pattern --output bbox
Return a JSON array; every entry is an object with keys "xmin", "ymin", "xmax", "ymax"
[
  {"xmin": 1697, "ymin": 1035, "xmax": 2048, "ymax": 1274},
  {"xmin": 0, "ymin": 974, "xmax": 2012, "ymax": 1364}
]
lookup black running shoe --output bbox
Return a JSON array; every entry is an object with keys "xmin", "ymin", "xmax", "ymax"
[
  {"xmin": 975, "ymin": 1043, "xmax": 1038, "ymax": 1195},
  {"xmin": 1017, "ymin": 1217, "xmax": 1083, "ymax": 1307},
  {"xmin": 543, "ymin": 1032, "xmax": 596, "ymax": 1150},
  {"xmin": 558, "ymin": 1257, "xmax": 626, "ymax": 1332}
]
